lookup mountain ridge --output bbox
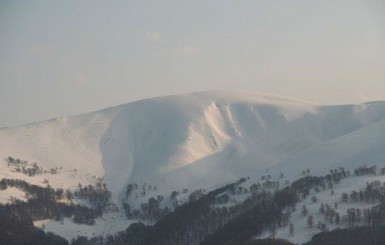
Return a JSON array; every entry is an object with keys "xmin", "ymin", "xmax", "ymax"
[{"xmin": 1, "ymin": 90, "xmax": 385, "ymax": 212}]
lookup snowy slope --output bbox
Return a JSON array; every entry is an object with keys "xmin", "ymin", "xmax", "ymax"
[
  {"xmin": 1, "ymin": 91, "xmax": 385, "ymax": 202},
  {"xmin": 1, "ymin": 90, "xmax": 385, "ymax": 240},
  {"xmin": 259, "ymin": 174, "xmax": 385, "ymax": 244}
]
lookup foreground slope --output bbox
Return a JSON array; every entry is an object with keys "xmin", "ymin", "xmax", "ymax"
[{"xmin": 1, "ymin": 90, "xmax": 385, "ymax": 211}]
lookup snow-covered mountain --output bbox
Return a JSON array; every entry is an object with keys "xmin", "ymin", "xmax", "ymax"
[{"xmin": 1, "ymin": 90, "xmax": 385, "ymax": 242}]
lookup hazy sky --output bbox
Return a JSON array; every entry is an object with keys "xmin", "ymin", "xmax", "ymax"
[{"xmin": 1, "ymin": 0, "xmax": 384, "ymax": 127}]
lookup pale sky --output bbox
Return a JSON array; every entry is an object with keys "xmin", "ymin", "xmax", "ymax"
[{"xmin": 0, "ymin": 0, "xmax": 384, "ymax": 127}]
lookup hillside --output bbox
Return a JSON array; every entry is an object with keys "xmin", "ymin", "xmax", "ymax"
[{"xmin": 1, "ymin": 90, "xmax": 385, "ymax": 242}]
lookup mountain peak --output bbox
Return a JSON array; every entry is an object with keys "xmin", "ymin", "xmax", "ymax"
[
  {"xmin": 2, "ymin": 90, "xmax": 385, "ymax": 209},
  {"xmin": 140, "ymin": 90, "xmax": 317, "ymax": 107}
]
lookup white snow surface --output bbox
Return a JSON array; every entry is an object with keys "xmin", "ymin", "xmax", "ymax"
[
  {"xmin": 0, "ymin": 186, "xmax": 27, "ymax": 204},
  {"xmin": 34, "ymin": 213, "xmax": 137, "ymax": 241},
  {"xmin": 1, "ymin": 90, "xmax": 385, "ymax": 240}
]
